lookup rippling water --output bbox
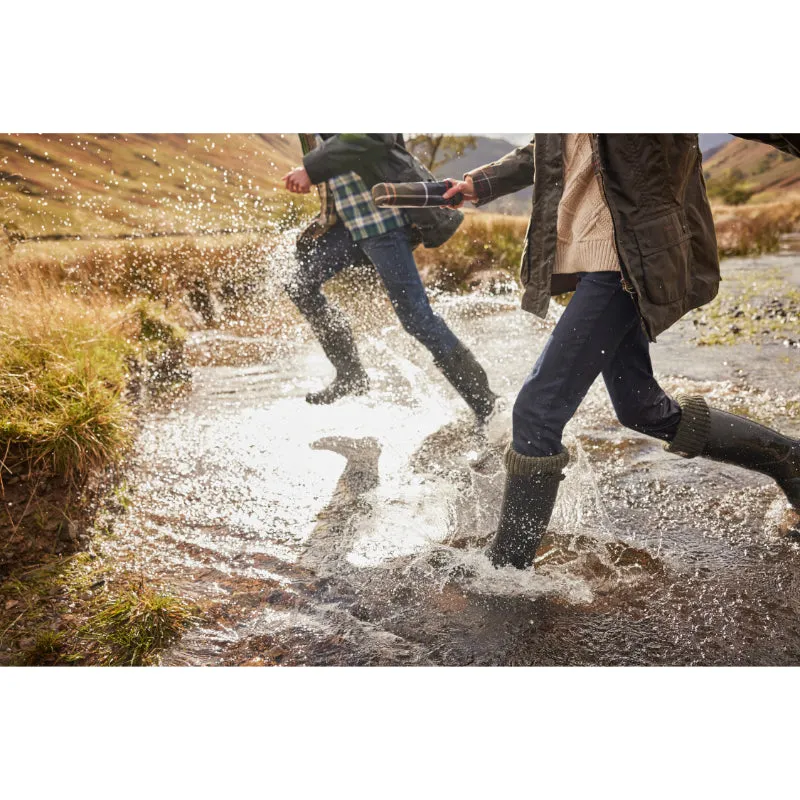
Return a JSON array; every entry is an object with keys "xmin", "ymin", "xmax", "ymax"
[{"xmin": 106, "ymin": 254, "xmax": 800, "ymax": 665}]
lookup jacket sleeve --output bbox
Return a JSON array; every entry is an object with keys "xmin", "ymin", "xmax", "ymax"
[
  {"xmin": 303, "ymin": 134, "xmax": 396, "ymax": 184},
  {"xmin": 464, "ymin": 138, "xmax": 535, "ymax": 206},
  {"xmin": 733, "ymin": 134, "xmax": 800, "ymax": 159}
]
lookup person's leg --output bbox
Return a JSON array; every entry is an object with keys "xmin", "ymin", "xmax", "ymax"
[
  {"xmin": 602, "ymin": 321, "xmax": 799, "ymax": 524},
  {"xmin": 601, "ymin": 318, "xmax": 682, "ymax": 442},
  {"xmin": 284, "ymin": 224, "xmax": 370, "ymax": 404},
  {"xmin": 358, "ymin": 228, "xmax": 497, "ymax": 420},
  {"xmin": 492, "ymin": 271, "xmax": 643, "ymax": 568},
  {"xmin": 666, "ymin": 396, "xmax": 800, "ymax": 516},
  {"xmin": 512, "ymin": 272, "xmax": 642, "ymax": 458}
]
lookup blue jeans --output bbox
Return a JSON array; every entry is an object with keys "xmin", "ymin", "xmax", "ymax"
[
  {"xmin": 513, "ymin": 271, "xmax": 681, "ymax": 457},
  {"xmin": 287, "ymin": 223, "xmax": 460, "ymax": 362}
]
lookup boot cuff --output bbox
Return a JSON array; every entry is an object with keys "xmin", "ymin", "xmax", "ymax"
[
  {"xmin": 504, "ymin": 445, "xmax": 570, "ymax": 476},
  {"xmin": 664, "ymin": 394, "xmax": 710, "ymax": 459}
]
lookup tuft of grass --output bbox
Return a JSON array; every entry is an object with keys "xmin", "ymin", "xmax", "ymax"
[
  {"xmin": 2, "ymin": 555, "xmax": 198, "ymax": 666},
  {"xmin": 18, "ymin": 629, "xmax": 66, "ymax": 666},
  {"xmin": 80, "ymin": 583, "xmax": 196, "ymax": 666},
  {"xmin": 0, "ymin": 288, "xmax": 136, "ymax": 480},
  {"xmin": 0, "ymin": 279, "xmax": 187, "ymax": 482}
]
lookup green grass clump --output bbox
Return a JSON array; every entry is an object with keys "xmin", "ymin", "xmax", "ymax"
[
  {"xmin": 2, "ymin": 556, "xmax": 198, "ymax": 666},
  {"xmin": 17, "ymin": 630, "xmax": 65, "ymax": 666},
  {"xmin": 706, "ymin": 169, "xmax": 754, "ymax": 206},
  {"xmin": 81, "ymin": 584, "xmax": 196, "ymax": 666}
]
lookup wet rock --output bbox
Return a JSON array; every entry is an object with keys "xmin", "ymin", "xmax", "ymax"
[{"xmin": 778, "ymin": 509, "xmax": 800, "ymax": 538}]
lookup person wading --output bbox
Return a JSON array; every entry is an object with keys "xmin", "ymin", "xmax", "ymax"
[
  {"xmin": 442, "ymin": 133, "xmax": 800, "ymax": 569},
  {"xmin": 282, "ymin": 134, "xmax": 497, "ymax": 421}
]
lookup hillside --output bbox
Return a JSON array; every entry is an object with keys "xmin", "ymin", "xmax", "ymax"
[
  {"xmin": 702, "ymin": 136, "xmax": 800, "ymax": 202},
  {"xmin": 0, "ymin": 134, "xmax": 304, "ymax": 240},
  {"xmin": 4, "ymin": 134, "xmax": 800, "ymax": 242}
]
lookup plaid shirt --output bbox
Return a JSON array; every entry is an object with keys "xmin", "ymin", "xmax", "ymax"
[{"xmin": 327, "ymin": 171, "xmax": 407, "ymax": 242}]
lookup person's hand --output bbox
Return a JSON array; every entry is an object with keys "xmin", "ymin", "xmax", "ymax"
[
  {"xmin": 442, "ymin": 176, "xmax": 477, "ymax": 208},
  {"xmin": 282, "ymin": 166, "xmax": 312, "ymax": 194}
]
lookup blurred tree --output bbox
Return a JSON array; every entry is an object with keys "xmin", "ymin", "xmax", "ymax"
[
  {"xmin": 406, "ymin": 135, "xmax": 477, "ymax": 171},
  {"xmin": 706, "ymin": 168, "xmax": 753, "ymax": 206}
]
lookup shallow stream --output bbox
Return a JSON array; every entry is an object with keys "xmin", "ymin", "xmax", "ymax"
[{"xmin": 108, "ymin": 254, "xmax": 800, "ymax": 665}]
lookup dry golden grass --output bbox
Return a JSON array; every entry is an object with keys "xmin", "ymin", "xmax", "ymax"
[
  {"xmin": 712, "ymin": 198, "xmax": 800, "ymax": 256},
  {"xmin": 415, "ymin": 211, "xmax": 528, "ymax": 289},
  {"xmin": 0, "ymin": 271, "xmax": 185, "ymax": 482}
]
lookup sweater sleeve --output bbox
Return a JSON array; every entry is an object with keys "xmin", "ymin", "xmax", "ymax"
[{"xmin": 465, "ymin": 138, "xmax": 536, "ymax": 206}]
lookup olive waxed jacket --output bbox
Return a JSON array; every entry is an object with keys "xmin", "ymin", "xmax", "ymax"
[
  {"xmin": 300, "ymin": 134, "xmax": 463, "ymax": 249},
  {"xmin": 467, "ymin": 134, "xmax": 720, "ymax": 341}
]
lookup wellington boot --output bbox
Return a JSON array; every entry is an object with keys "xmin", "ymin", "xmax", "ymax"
[{"xmin": 487, "ymin": 446, "xmax": 569, "ymax": 569}]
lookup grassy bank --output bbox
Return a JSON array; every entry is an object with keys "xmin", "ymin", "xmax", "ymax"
[
  {"xmin": 0, "ymin": 272, "xmax": 199, "ymax": 664},
  {"xmin": 0, "ymin": 271, "xmax": 187, "ymax": 565},
  {"xmin": 0, "ymin": 277, "xmax": 186, "ymax": 485},
  {"xmin": 4, "ymin": 190, "xmax": 317, "ymax": 320}
]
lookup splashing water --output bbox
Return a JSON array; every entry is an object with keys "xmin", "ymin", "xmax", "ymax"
[{"xmin": 100, "ymin": 250, "xmax": 800, "ymax": 666}]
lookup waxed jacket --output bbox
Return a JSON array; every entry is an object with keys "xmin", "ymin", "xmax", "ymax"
[
  {"xmin": 300, "ymin": 134, "xmax": 463, "ymax": 249},
  {"xmin": 467, "ymin": 134, "xmax": 720, "ymax": 341}
]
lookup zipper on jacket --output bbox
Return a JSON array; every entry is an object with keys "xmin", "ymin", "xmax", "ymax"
[{"xmin": 590, "ymin": 134, "xmax": 655, "ymax": 342}]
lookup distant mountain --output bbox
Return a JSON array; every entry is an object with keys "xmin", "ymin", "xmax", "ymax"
[{"xmin": 434, "ymin": 136, "xmax": 533, "ymax": 216}]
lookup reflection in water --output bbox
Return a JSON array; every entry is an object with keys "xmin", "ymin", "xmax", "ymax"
[
  {"xmin": 106, "ymin": 255, "xmax": 800, "ymax": 665},
  {"xmin": 301, "ymin": 436, "xmax": 381, "ymax": 575}
]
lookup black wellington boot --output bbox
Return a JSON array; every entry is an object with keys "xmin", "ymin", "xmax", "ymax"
[
  {"xmin": 434, "ymin": 342, "xmax": 499, "ymax": 423},
  {"xmin": 487, "ymin": 446, "xmax": 570, "ymax": 569},
  {"xmin": 666, "ymin": 395, "xmax": 800, "ymax": 511},
  {"xmin": 303, "ymin": 308, "xmax": 370, "ymax": 405}
]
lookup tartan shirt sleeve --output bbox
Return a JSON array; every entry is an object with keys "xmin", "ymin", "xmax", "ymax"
[{"xmin": 464, "ymin": 137, "xmax": 536, "ymax": 207}]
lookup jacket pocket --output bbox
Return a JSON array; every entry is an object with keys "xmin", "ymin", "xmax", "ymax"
[{"xmin": 632, "ymin": 210, "xmax": 692, "ymax": 305}]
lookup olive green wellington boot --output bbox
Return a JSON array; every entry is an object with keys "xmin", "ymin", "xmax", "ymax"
[
  {"xmin": 667, "ymin": 395, "xmax": 800, "ymax": 530},
  {"xmin": 486, "ymin": 446, "xmax": 570, "ymax": 569},
  {"xmin": 304, "ymin": 309, "xmax": 370, "ymax": 406}
]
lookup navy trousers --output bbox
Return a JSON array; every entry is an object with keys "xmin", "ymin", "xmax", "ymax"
[
  {"xmin": 513, "ymin": 271, "xmax": 681, "ymax": 457},
  {"xmin": 286, "ymin": 223, "xmax": 460, "ymax": 362}
]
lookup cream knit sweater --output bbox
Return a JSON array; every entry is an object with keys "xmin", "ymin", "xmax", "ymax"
[{"xmin": 554, "ymin": 134, "xmax": 620, "ymax": 274}]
